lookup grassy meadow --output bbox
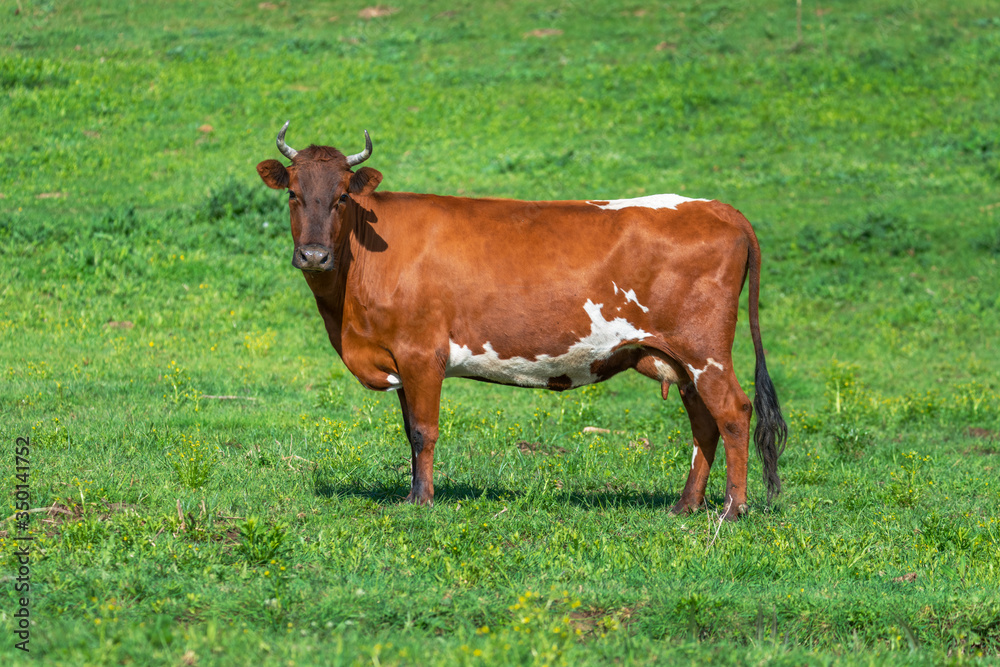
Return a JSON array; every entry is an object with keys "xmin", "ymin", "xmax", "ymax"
[{"xmin": 3, "ymin": 0, "xmax": 1000, "ymax": 664}]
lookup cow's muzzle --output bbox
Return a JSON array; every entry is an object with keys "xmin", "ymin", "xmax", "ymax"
[{"xmin": 293, "ymin": 244, "xmax": 334, "ymax": 272}]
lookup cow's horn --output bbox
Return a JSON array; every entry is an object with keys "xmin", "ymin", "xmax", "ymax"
[
  {"xmin": 345, "ymin": 130, "xmax": 372, "ymax": 167},
  {"xmin": 276, "ymin": 120, "xmax": 298, "ymax": 160}
]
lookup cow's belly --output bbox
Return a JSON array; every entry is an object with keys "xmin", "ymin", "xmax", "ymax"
[{"xmin": 444, "ymin": 299, "xmax": 652, "ymax": 389}]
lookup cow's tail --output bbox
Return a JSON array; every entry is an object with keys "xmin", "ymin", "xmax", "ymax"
[{"xmin": 746, "ymin": 227, "xmax": 787, "ymax": 505}]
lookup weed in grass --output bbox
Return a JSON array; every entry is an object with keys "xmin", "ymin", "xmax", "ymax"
[
  {"xmin": 823, "ymin": 360, "xmax": 864, "ymax": 420},
  {"xmin": 166, "ymin": 433, "xmax": 218, "ymax": 489},
  {"xmin": 786, "ymin": 447, "xmax": 827, "ymax": 486},
  {"xmin": 463, "ymin": 588, "xmax": 612, "ymax": 663},
  {"xmin": 161, "ymin": 359, "xmax": 201, "ymax": 408},
  {"xmin": 235, "ymin": 517, "xmax": 290, "ymax": 566},
  {"xmin": 786, "ymin": 408, "xmax": 824, "ymax": 436},
  {"xmin": 885, "ymin": 451, "xmax": 932, "ymax": 508},
  {"xmin": 30, "ymin": 415, "xmax": 71, "ymax": 449},
  {"xmin": 59, "ymin": 513, "xmax": 109, "ymax": 552},
  {"xmin": 243, "ymin": 329, "xmax": 277, "ymax": 357}
]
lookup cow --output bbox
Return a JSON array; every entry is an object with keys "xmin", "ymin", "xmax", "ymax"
[{"xmin": 256, "ymin": 122, "xmax": 787, "ymax": 520}]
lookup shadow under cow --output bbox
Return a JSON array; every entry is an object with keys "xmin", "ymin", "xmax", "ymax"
[{"xmin": 311, "ymin": 477, "xmax": 738, "ymax": 512}]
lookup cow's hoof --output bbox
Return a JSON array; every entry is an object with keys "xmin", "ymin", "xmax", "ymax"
[
  {"xmin": 670, "ymin": 499, "xmax": 700, "ymax": 515},
  {"xmin": 404, "ymin": 492, "xmax": 433, "ymax": 506},
  {"xmin": 720, "ymin": 503, "xmax": 749, "ymax": 522}
]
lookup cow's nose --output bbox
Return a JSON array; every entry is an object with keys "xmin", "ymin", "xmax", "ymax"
[{"xmin": 293, "ymin": 244, "xmax": 334, "ymax": 271}]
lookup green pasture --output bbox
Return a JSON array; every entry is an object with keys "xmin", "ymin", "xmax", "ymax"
[{"xmin": 2, "ymin": 0, "xmax": 1000, "ymax": 664}]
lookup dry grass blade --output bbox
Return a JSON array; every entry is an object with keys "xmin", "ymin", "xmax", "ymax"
[{"xmin": 3, "ymin": 505, "xmax": 74, "ymax": 523}]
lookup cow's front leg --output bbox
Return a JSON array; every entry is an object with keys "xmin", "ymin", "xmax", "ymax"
[
  {"xmin": 395, "ymin": 360, "xmax": 444, "ymax": 506},
  {"xmin": 396, "ymin": 389, "xmax": 417, "ymax": 494}
]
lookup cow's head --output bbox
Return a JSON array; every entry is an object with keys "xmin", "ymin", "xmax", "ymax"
[{"xmin": 256, "ymin": 121, "xmax": 383, "ymax": 272}]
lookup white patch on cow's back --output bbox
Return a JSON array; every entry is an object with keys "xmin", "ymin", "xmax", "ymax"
[
  {"xmin": 686, "ymin": 357, "xmax": 725, "ymax": 389},
  {"xmin": 588, "ymin": 193, "xmax": 709, "ymax": 211},
  {"xmin": 446, "ymin": 300, "xmax": 651, "ymax": 388}
]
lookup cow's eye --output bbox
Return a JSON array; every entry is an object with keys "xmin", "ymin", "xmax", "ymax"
[
  {"xmin": 339, "ymin": 193, "xmax": 348, "ymax": 203},
  {"xmin": 288, "ymin": 191, "xmax": 297, "ymax": 201}
]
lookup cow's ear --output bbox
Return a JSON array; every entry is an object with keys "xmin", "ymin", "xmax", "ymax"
[
  {"xmin": 257, "ymin": 160, "xmax": 289, "ymax": 189},
  {"xmin": 348, "ymin": 167, "xmax": 383, "ymax": 196}
]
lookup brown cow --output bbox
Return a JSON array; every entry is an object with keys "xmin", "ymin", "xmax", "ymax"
[{"xmin": 257, "ymin": 122, "xmax": 786, "ymax": 520}]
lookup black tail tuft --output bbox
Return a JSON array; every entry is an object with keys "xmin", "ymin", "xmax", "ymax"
[
  {"xmin": 753, "ymin": 354, "xmax": 787, "ymax": 505},
  {"xmin": 744, "ymin": 220, "xmax": 787, "ymax": 506}
]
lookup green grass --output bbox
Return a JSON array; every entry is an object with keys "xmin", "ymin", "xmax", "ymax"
[{"xmin": 3, "ymin": 0, "xmax": 1000, "ymax": 664}]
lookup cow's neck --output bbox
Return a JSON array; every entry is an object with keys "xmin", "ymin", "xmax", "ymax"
[
  {"xmin": 304, "ymin": 261, "xmax": 348, "ymax": 357},
  {"xmin": 303, "ymin": 199, "xmax": 381, "ymax": 358}
]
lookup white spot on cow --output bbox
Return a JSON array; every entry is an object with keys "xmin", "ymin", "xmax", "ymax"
[
  {"xmin": 446, "ymin": 300, "xmax": 651, "ymax": 388},
  {"xmin": 622, "ymin": 288, "xmax": 649, "ymax": 312},
  {"xmin": 612, "ymin": 281, "xmax": 650, "ymax": 313},
  {"xmin": 686, "ymin": 357, "xmax": 725, "ymax": 389},
  {"xmin": 691, "ymin": 445, "xmax": 699, "ymax": 470},
  {"xmin": 588, "ymin": 193, "xmax": 709, "ymax": 211},
  {"xmin": 383, "ymin": 374, "xmax": 401, "ymax": 391}
]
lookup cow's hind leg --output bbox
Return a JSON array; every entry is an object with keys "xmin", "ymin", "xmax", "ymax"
[
  {"xmin": 395, "ymin": 358, "xmax": 444, "ymax": 505},
  {"xmin": 685, "ymin": 359, "xmax": 753, "ymax": 521},
  {"xmin": 635, "ymin": 352, "xmax": 720, "ymax": 514},
  {"xmin": 672, "ymin": 385, "xmax": 722, "ymax": 515}
]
